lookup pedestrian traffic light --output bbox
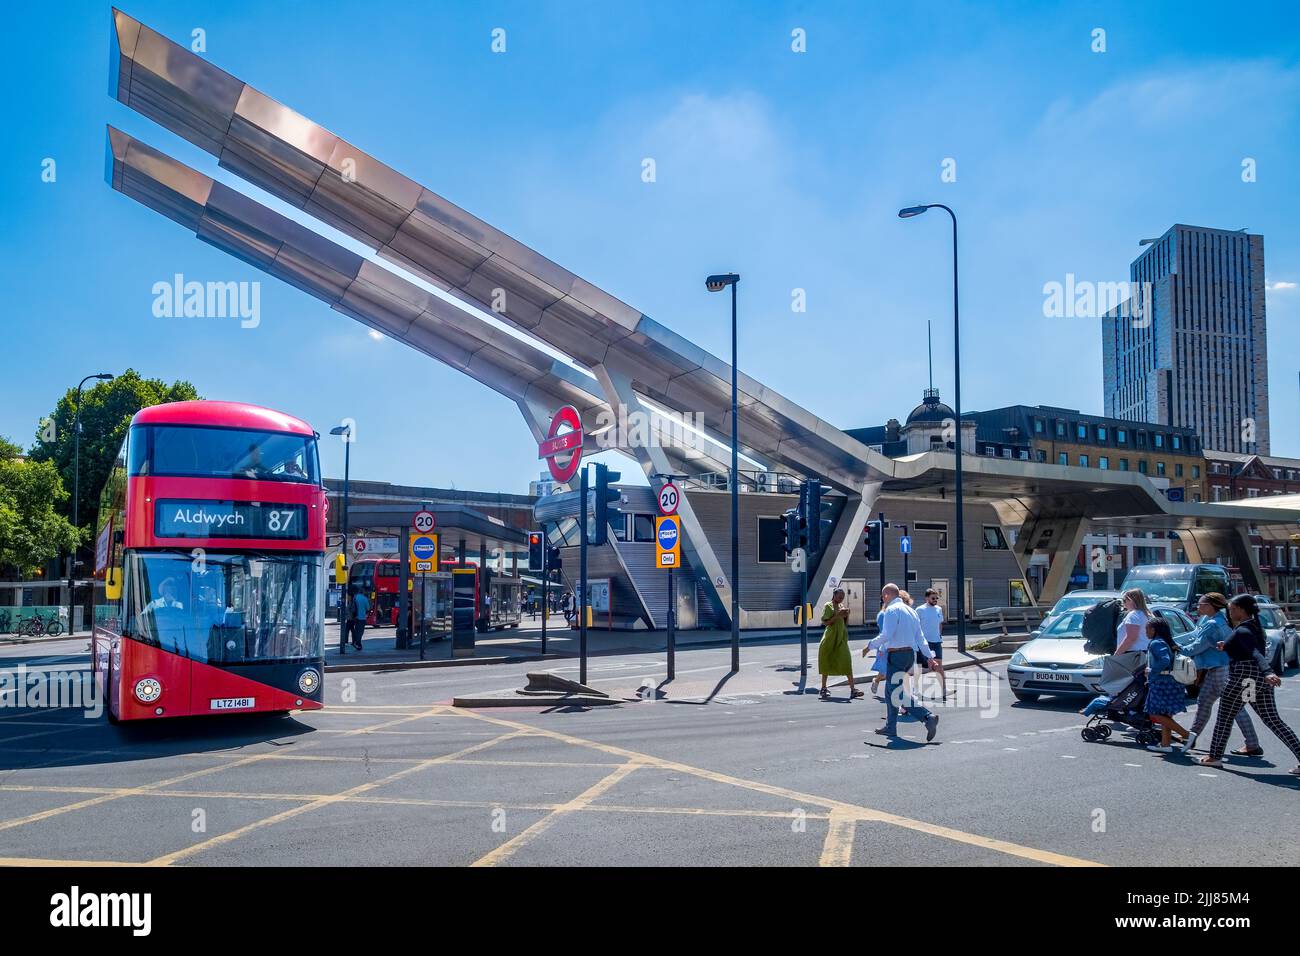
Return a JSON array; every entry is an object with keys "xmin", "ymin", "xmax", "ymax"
[
  {"xmin": 592, "ymin": 462, "xmax": 621, "ymax": 546},
  {"xmin": 546, "ymin": 544, "xmax": 562, "ymax": 573},
  {"xmin": 528, "ymin": 531, "xmax": 544, "ymax": 573},
  {"xmin": 781, "ymin": 508, "xmax": 800, "ymax": 556},
  {"xmin": 863, "ymin": 520, "xmax": 882, "ymax": 562}
]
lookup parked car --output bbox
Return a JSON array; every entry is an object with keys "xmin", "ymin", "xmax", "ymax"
[
  {"xmin": 1118, "ymin": 563, "xmax": 1231, "ymax": 617},
  {"xmin": 1030, "ymin": 590, "xmax": 1118, "ymax": 639},
  {"xmin": 1007, "ymin": 603, "xmax": 1195, "ymax": 702},
  {"xmin": 1256, "ymin": 599, "xmax": 1298, "ymax": 674}
]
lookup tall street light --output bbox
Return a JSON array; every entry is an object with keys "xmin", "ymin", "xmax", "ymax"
[
  {"xmin": 706, "ymin": 272, "xmax": 741, "ymax": 671},
  {"xmin": 898, "ymin": 203, "xmax": 967, "ymax": 652},
  {"xmin": 68, "ymin": 372, "xmax": 114, "ymax": 635},
  {"xmin": 330, "ymin": 423, "xmax": 353, "ymax": 654}
]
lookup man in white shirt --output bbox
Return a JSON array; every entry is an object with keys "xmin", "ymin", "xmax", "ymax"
[
  {"xmin": 915, "ymin": 588, "xmax": 948, "ymax": 699},
  {"xmin": 865, "ymin": 583, "xmax": 941, "ymax": 741}
]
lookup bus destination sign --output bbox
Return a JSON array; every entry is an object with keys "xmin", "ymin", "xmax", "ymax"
[{"xmin": 155, "ymin": 500, "xmax": 308, "ymax": 540}]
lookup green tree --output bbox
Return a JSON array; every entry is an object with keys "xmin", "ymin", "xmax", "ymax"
[
  {"xmin": 0, "ymin": 446, "xmax": 80, "ymax": 577},
  {"xmin": 29, "ymin": 369, "xmax": 199, "ymax": 534}
]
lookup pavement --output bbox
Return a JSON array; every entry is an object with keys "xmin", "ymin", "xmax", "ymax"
[
  {"xmin": 321, "ymin": 618, "xmax": 1015, "ymax": 672},
  {"xmin": 2, "ymin": 635, "xmax": 1299, "ymax": 867}
]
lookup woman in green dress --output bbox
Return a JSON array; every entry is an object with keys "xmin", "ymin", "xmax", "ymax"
[{"xmin": 819, "ymin": 588, "xmax": 862, "ymax": 700}]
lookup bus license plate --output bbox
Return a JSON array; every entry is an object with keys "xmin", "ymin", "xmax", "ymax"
[
  {"xmin": 210, "ymin": 697, "xmax": 256, "ymax": 710},
  {"xmin": 1034, "ymin": 672, "xmax": 1072, "ymax": 682}
]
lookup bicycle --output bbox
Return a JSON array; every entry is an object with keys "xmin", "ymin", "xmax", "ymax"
[{"xmin": 16, "ymin": 615, "xmax": 62, "ymax": 638}]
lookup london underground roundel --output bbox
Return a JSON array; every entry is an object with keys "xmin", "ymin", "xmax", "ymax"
[{"xmin": 538, "ymin": 405, "xmax": 584, "ymax": 483}]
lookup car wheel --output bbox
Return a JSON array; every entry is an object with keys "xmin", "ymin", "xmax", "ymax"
[{"xmin": 1012, "ymin": 690, "xmax": 1040, "ymax": 703}]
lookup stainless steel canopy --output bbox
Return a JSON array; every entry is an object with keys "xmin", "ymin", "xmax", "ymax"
[{"xmin": 106, "ymin": 7, "xmax": 1300, "ymax": 547}]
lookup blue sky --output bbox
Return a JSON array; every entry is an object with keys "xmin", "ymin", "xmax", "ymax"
[{"xmin": 2, "ymin": 0, "xmax": 1298, "ymax": 491}]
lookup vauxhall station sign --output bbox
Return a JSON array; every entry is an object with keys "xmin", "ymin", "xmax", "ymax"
[{"xmin": 538, "ymin": 405, "xmax": 583, "ymax": 483}]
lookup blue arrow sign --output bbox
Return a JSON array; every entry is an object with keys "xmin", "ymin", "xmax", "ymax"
[
  {"xmin": 900, "ymin": 535, "xmax": 911, "ymax": 554},
  {"xmin": 412, "ymin": 535, "xmax": 437, "ymax": 560}
]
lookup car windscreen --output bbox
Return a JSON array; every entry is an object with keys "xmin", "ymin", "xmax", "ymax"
[
  {"xmin": 1121, "ymin": 568, "xmax": 1192, "ymax": 603},
  {"xmin": 1041, "ymin": 610, "xmax": 1088, "ymax": 638},
  {"xmin": 1051, "ymin": 595, "xmax": 1103, "ymax": 615}
]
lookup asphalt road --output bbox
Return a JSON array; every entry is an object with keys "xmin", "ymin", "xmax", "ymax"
[{"xmin": 2, "ymin": 636, "xmax": 1298, "ymax": 867}]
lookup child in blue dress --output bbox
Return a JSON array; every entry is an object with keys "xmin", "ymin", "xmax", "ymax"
[{"xmin": 1145, "ymin": 616, "xmax": 1190, "ymax": 753}]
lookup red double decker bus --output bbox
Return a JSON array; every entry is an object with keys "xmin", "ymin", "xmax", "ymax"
[
  {"xmin": 93, "ymin": 401, "xmax": 327, "ymax": 722},
  {"xmin": 349, "ymin": 557, "xmax": 400, "ymax": 626}
]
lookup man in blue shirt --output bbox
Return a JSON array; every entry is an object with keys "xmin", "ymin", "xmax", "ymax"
[
  {"xmin": 349, "ymin": 585, "xmax": 370, "ymax": 652},
  {"xmin": 866, "ymin": 583, "xmax": 941, "ymax": 741}
]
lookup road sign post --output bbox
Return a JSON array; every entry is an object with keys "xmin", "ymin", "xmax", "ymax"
[
  {"xmin": 900, "ymin": 527, "xmax": 910, "ymax": 593},
  {"xmin": 579, "ymin": 465, "xmax": 589, "ymax": 685},
  {"xmin": 655, "ymin": 514, "xmax": 681, "ymax": 680},
  {"xmin": 540, "ymin": 523, "xmax": 548, "ymax": 655}
]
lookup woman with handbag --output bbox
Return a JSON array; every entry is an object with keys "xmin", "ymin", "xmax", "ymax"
[
  {"xmin": 1198, "ymin": 594, "xmax": 1300, "ymax": 774},
  {"xmin": 1175, "ymin": 593, "xmax": 1260, "ymax": 756},
  {"xmin": 1144, "ymin": 617, "xmax": 1191, "ymax": 753}
]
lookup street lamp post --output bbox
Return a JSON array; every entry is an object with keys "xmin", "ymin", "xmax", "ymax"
[
  {"xmin": 329, "ymin": 423, "xmax": 353, "ymax": 654},
  {"xmin": 68, "ymin": 373, "xmax": 114, "ymax": 636},
  {"xmin": 898, "ymin": 204, "xmax": 967, "ymax": 652},
  {"xmin": 706, "ymin": 273, "xmax": 741, "ymax": 672}
]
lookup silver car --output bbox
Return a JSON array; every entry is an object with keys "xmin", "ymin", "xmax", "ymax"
[
  {"xmin": 1257, "ymin": 601, "xmax": 1298, "ymax": 674},
  {"xmin": 1030, "ymin": 590, "xmax": 1119, "ymax": 640},
  {"xmin": 1007, "ymin": 603, "xmax": 1196, "ymax": 702}
]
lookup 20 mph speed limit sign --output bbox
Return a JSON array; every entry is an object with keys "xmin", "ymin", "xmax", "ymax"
[
  {"xmin": 657, "ymin": 482, "xmax": 680, "ymax": 516},
  {"xmin": 413, "ymin": 511, "xmax": 436, "ymax": 533}
]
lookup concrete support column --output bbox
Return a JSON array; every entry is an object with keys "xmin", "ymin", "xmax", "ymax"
[
  {"xmin": 1016, "ymin": 516, "xmax": 1088, "ymax": 607},
  {"xmin": 807, "ymin": 482, "xmax": 881, "ymax": 607}
]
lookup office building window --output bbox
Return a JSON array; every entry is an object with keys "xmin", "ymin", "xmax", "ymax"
[
  {"xmin": 1154, "ymin": 434, "xmax": 1165, "ymax": 449},
  {"xmin": 1058, "ymin": 452, "xmax": 1068, "ymax": 466},
  {"xmin": 982, "ymin": 526, "xmax": 1009, "ymax": 551},
  {"xmin": 1033, "ymin": 418, "xmax": 1044, "ymax": 434},
  {"xmin": 1192, "ymin": 465, "xmax": 1200, "ymax": 479},
  {"xmin": 1156, "ymin": 462, "xmax": 1166, "ymax": 476},
  {"xmin": 633, "ymin": 514, "xmax": 656, "ymax": 542},
  {"xmin": 916, "ymin": 521, "xmax": 948, "ymax": 550},
  {"xmin": 1172, "ymin": 435, "xmax": 1181, "ymax": 450},
  {"xmin": 1079, "ymin": 454, "xmax": 1089, "ymax": 467},
  {"xmin": 1119, "ymin": 458, "xmax": 1129, "ymax": 471},
  {"xmin": 1175, "ymin": 463, "xmax": 1183, "ymax": 478},
  {"xmin": 1056, "ymin": 421, "xmax": 1066, "ymax": 438},
  {"xmin": 1117, "ymin": 428, "xmax": 1127, "ymax": 444},
  {"xmin": 1099, "ymin": 457, "xmax": 1109, "ymax": 470},
  {"xmin": 1036, "ymin": 450, "xmax": 1046, "ymax": 463},
  {"xmin": 1137, "ymin": 432, "xmax": 1147, "ymax": 447},
  {"xmin": 1076, "ymin": 423, "xmax": 1087, "ymax": 440},
  {"xmin": 1139, "ymin": 460, "xmax": 1148, "ymax": 474},
  {"xmin": 756, "ymin": 517, "xmax": 787, "ymax": 564},
  {"xmin": 1097, "ymin": 425, "xmax": 1108, "ymax": 442}
]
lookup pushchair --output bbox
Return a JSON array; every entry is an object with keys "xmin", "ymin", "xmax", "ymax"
[{"xmin": 1080, "ymin": 652, "xmax": 1161, "ymax": 745}]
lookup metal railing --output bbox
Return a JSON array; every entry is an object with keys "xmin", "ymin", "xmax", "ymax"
[{"xmin": 973, "ymin": 605, "xmax": 1048, "ymax": 637}]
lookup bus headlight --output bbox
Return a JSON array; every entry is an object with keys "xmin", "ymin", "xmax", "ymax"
[
  {"xmin": 134, "ymin": 677, "xmax": 162, "ymax": 703},
  {"xmin": 297, "ymin": 669, "xmax": 321, "ymax": 695}
]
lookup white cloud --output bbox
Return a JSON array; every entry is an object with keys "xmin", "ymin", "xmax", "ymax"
[{"xmin": 1266, "ymin": 280, "xmax": 1297, "ymax": 291}]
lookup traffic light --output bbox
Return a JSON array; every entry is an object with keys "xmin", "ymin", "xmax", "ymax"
[
  {"xmin": 781, "ymin": 508, "xmax": 800, "ymax": 556},
  {"xmin": 804, "ymin": 478, "xmax": 832, "ymax": 557},
  {"xmin": 528, "ymin": 531, "xmax": 544, "ymax": 572},
  {"xmin": 334, "ymin": 552, "xmax": 347, "ymax": 584},
  {"xmin": 546, "ymin": 544, "xmax": 562, "ymax": 573},
  {"xmin": 592, "ymin": 462, "xmax": 621, "ymax": 546},
  {"xmin": 863, "ymin": 520, "xmax": 882, "ymax": 562}
]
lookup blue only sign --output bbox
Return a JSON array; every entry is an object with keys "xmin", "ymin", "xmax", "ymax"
[
  {"xmin": 657, "ymin": 517, "xmax": 679, "ymax": 548},
  {"xmin": 412, "ymin": 535, "xmax": 437, "ymax": 560},
  {"xmin": 900, "ymin": 535, "xmax": 911, "ymax": 554}
]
